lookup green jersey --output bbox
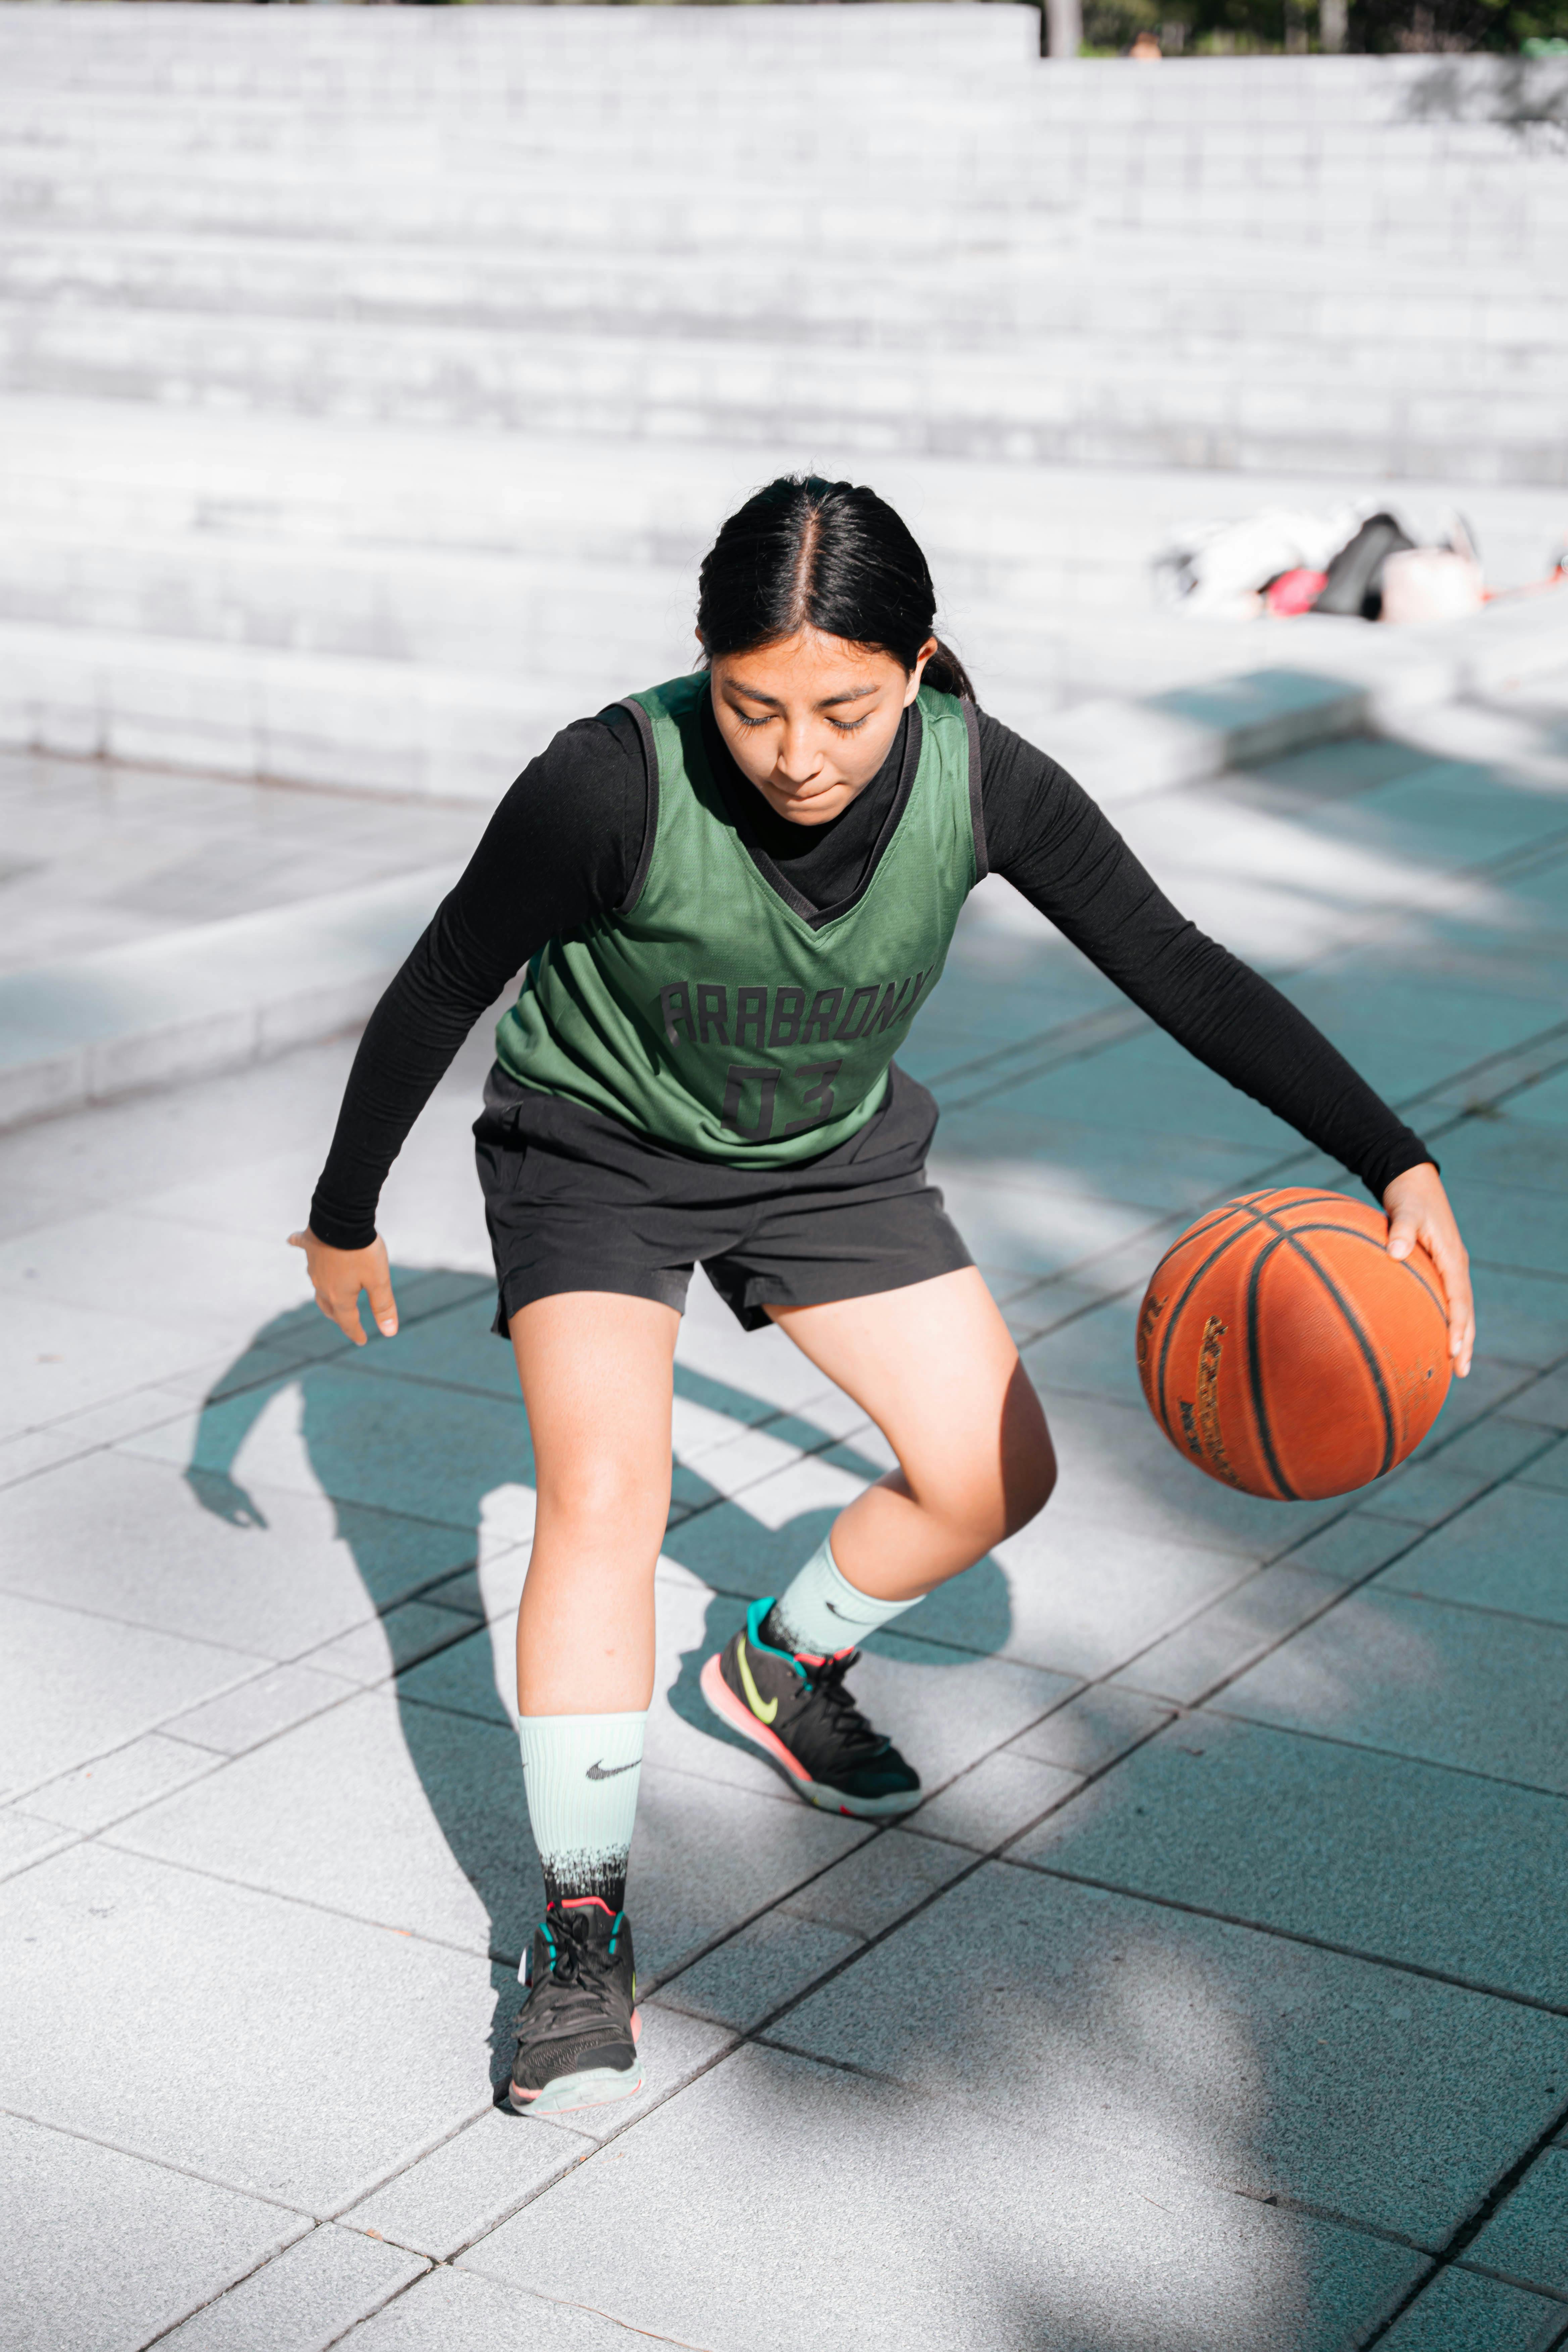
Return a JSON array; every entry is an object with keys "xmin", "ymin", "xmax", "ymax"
[{"xmin": 493, "ymin": 672, "xmax": 983, "ymax": 1165}]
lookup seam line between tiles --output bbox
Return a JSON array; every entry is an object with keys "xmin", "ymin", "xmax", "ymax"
[
  {"xmin": 1357, "ymin": 2094, "xmax": 1568, "ymax": 2349},
  {"xmin": 0, "ymin": 2098, "xmax": 318, "ymax": 2223},
  {"xmin": 1011, "ymin": 1862, "xmax": 1568, "ymax": 2018}
]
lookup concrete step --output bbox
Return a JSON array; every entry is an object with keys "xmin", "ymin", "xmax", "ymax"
[
  {"xmin": 3, "ymin": 586, "xmax": 1562, "ymax": 815},
  {"xmin": 6, "ymin": 397, "xmax": 1559, "ymax": 606},
  {"xmin": 0, "ymin": 2, "xmax": 1043, "ymax": 83},
  {"xmin": 0, "ymin": 618, "xmax": 604, "ymax": 802},
  {"xmin": 0, "ymin": 133, "xmax": 1552, "ymax": 260},
  {"xmin": 0, "ymin": 90, "xmax": 1530, "ymax": 165},
  {"xmin": 3, "ymin": 102, "xmax": 1540, "ymax": 185},
  {"xmin": 5, "ymin": 307, "xmax": 1559, "ymax": 485},
  {"xmin": 0, "ymin": 166, "xmax": 1066, "ymax": 254},
  {"xmin": 0, "ymin": 862, "xmax": 459, "ymax": 1132},
  {"xmin": 0, "ymin": 527, "xmax": 699, "ymax": 687},
  {"xmin": 1, "ymin": 231, "xmax": 1554, "ymax": 356}
]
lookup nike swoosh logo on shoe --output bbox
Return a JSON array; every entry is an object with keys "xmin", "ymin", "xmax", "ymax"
[
  {"xmin": 585, "ymin": 1759, "xmax": 639, "ymax": 1780},
  {"xmin": 736, "ymin": 1638, "xmax": 779, "ymax": 1724}
]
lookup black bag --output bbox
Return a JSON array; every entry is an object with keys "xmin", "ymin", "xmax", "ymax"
[{"xmin": 1312, "ymin": 513, "xmax": 1415, "ymax": 621}]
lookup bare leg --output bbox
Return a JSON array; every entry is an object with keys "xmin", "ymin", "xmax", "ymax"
[
  {"xmin": 767, "ymin": 1266, "xmax": 1056, "ymax": 1600},
  {"xmin": 509, "ymin": 1292, "xmax": 681, "ymax": 1715}
]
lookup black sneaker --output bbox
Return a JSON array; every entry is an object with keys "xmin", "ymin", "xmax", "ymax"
[
  {"xmin": 508, "ymin": 1896, "xmax": 642, "ymax": 2117},
  {"xmin": 699, "ymin": 1597, "xmax": 922, "ymax": 1819}
]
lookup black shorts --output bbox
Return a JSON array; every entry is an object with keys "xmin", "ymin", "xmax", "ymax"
[{"xmin": 474, "ymin": 1062, "xmax": 972, "ymax": 1335}]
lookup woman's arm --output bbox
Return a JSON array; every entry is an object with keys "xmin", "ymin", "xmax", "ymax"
[
  {"xmin": 296, "ymin": 709, "xmax": 647, "ymax": 1340},
  {"xmin": 976, "ymin": 712, "xmax": 1474, "ymax": 1373}
]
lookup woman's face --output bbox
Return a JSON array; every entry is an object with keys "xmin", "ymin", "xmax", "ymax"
[{"xmin": 708, "ymin": 626, "xmax": 936, "ymax": 827}]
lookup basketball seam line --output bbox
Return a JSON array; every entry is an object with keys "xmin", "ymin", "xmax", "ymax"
[
  {"xmin": 1153, "ymin": 1193, "xmax": 1431, "ymax": 1493},
  {"xmin": 1153, "ymin": 1194, "xmax": 1349, "ymax": 1479},
  {"xmin": 1240, "ymin": 1204, "xmax": 1400, "ymax": 1483},
  {"xmin": 1245, "ymin": 1234, "xmax": 1300, "ymax": 1501}
]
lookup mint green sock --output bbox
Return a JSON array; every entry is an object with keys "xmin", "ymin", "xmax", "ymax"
[
  {"xmin": 517, "ymin": 1708, "xmax": 645, "ymax": 1916},
  {"xmin": 767, "ymin": 1532, "xmax": 918, "ymax": 1656}
]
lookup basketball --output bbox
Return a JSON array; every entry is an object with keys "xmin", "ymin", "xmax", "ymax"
[{"xmin": 1136, "ymin": 1188, "xmax": 1452, "ymax": 1500}]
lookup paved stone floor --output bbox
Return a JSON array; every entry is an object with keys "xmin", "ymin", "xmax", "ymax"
[
  {"xmin": 0, "ymin": 747, "xmax": 484, "ymax": 978},
  {"xmin": 3, "ymin": 688, "xmax": 1568, "ymax": 2350}
]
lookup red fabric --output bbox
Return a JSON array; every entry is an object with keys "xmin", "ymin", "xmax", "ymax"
[{"xmin": 1266, "ymin": 568, "xmax": 1329, "ymax": 617}]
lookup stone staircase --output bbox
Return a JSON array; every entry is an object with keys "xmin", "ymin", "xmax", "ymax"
[{"xmin": 0, "ymin": 4, "xmax": 1563, "ymax": 800}]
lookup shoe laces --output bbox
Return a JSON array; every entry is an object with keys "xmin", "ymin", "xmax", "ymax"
[
  {"xmin": 800, "ymin": 1651, "xmax": 886, "ymax": 1760},
  {"xmin": 522, "ymin": 1906, "xmax": 623, "ymax": 2027}
]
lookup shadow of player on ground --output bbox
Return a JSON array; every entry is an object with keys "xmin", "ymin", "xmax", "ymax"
[{"xmin": 182, "ymin": 1270, "xmax": 1014, "ymax": 2095}]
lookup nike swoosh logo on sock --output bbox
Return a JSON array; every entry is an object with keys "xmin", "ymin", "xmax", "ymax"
[
  {"xmin": 585, "ymin": 1758, "xmax": 640, "ymax": 1780},
  {"xmin": 824, "ymin": 1600, "xmax": 854, "ymax": 1620}
]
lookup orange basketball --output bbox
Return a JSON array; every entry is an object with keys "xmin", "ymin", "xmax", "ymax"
[{"xmin": 1136, "ymin": 1187, "xmax": 1451, "ymax": 1501}]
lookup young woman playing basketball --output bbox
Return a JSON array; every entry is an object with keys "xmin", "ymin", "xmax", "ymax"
[{"xmin": 292, "ymin": 477, "xmax": 1473, "ymax": 2117}]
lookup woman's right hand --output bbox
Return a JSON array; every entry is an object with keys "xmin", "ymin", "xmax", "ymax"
[{"xmin": 288, "ymin": 1227, "xmax": 399, "ymax": 1346}]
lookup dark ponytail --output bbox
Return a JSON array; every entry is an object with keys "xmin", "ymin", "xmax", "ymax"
[{"xmin": 696, "ymin": 474, "xmax": 975, "ymax": 703}]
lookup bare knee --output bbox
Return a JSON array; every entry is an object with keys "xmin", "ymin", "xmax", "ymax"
[
  {"xmin": 905, "ymin": 1424, "xmax": 1055, "ymax": 1550},
  {"xmin": 536, "ymin": 1449, "xmax": 669, "ymax": 1559}
]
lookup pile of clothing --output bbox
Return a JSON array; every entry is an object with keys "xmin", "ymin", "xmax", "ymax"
[{"xmin": 1154, "ymin": 502, "xmax": 1490, "ymax": 624}]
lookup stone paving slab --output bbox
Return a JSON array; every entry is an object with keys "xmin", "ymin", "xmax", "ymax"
[
  {"xmin": 0, "ymin": 1378, "xmax": 197, "ymax": 1496},
  {"xmin": 0, "ymin": 1204, "xmax": 319, "ymax": 1345},
  {"xmin": 1505, "ymin": 1371, "xmax": 1568, "ymax": 1430},
  {"xmin": 1354, "ymin": 1414, "xmax": 1553, "ymax": 1531},
  {"xmin": 1376, "ymin": 2265, "xmax": 1566, "ymax": 2351},
  {"xmin": 935, "ymin": 1108, "xmax": 1269, "ymax": 1216},
  {"xmin": 338, "ymin": 2111, "xmax": 593, "ymax": 2263},
  {"xmin": 459, "ymin": 2042, "xmax": 1427, "ymax": 2352},
  {"xmin": 1465, "ymin": 2146, "xmax": 1568, "ymax": 2298},
  {"xmin": 1006, "ymin": 1683, "xmax": 1176, "ymax": 1775},
  {"xmin": 1110, "ymin": 1564, "xmax": 1348, "ymax": 1708},
  {"xmin": 777, "ymin": 1824, "xmax": 974, "ymax": 1944},
  {"xmin": 0, "ymin": 2110, "xmax": 309, "ymax": 2352},
  {"xmin": 654, "ymin": 1905, "xmax": 864, "ymax": 2034},
  {"xmin": 0, "ymin": 1448, "xmax": 478, "ymax": 1660},
  {"xmin": 21, "ymin": 1729, "xmax": 220, "ymax": 1833},
  {"xmin": 156, "ymin": 2226, "xmax": 428, "ymax": 2352},
  {"xmin": 1434, "ymin": 1121, "xmax": 1568, "ymax": 1202},
  {"xmin": 340, "ymin": 2267, "xmax": 641, "ymax": 2351},
  {"xmin": 1216, "ymin": 1586, "xmax": 1568, "ymax": 1794},
  {"xmin": 1013, "ymin": 1716, "xmax": 1568, "ymax": 2008},
  {"xmin": 0, "ymin": 1285, "xmax": 212, "ymax": 1435},
  {"xmin": 909, "ymin": 1749, "xmax": 1084, "ymax": 1853},
  {"xmin": 1520, "ymin": 1435, "xmax": 1568, "ymax": 1493},
  {"xmin": 0, "ymin": 863, "xmax": 461, "ymax": 1133},
  {"xmin": 0, "ymin": 1587, "xmax": 256, "ymax": 1799},
  {"xmin": 0, "ymin": 1806, "xmax": 78, "ymax": 1884},
  {"xmin": 119, "ymin": 1363, "xmax": 538, "ymax": 1536},
  {"xmin": 114, "ymin": 1683, "xmax": 533, "ymax": 1961},
  {"xmin": 769, "ymin": 1865, "xmax": 1568, "ymax": 2248},
  {"xmin": 0, "ymin": 1843, "xmax": 497, "ymax": 2214},
  {"xmin": 164, "ymin": 1663, "xmax": 360, "ymax": 1759},
  {"xmin": 1374, "ymin": 1486, "xmax": 1568, "ymax": 1631}
]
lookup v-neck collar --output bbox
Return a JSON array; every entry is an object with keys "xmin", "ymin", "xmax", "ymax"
[{"xmin": 698, "ymin": 692, "xmax": 923, "ymax": 933}]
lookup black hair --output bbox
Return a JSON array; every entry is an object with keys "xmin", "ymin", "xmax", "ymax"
[{"xmin": 695, "ymin": 474, "xmax": 975, "ymax": 701}]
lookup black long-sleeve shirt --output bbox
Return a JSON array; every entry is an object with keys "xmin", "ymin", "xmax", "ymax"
[{"xmin": 309, "ymin": 701, "xmax": 1430, "ymax": 1247}]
